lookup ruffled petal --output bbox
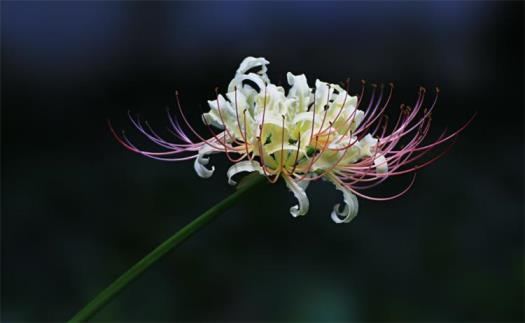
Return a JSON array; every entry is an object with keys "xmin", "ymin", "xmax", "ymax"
[
  {"xmin": 226, "ymin": 57, "xmax": 270, "ymax": 94},
  {"xmin": 226, "ymin": 90, "xmax": 248, "ymax": 115},
  {"xmin": 204, "ymin": 94, "xmax": 236, "ymax": 129},
  {"xmin": 226, "ymin": 161, "xmax": 263, "ymax": 185},
  {"xmin": 236, "ymin": 56, "xmax": 270, "ymax": 79},
  {"xmin": 287, "ymin": 72, "xmax": 311, "ymax": 112},
  {"xmin": 283, "ymin": 176, "xmax": 310, "ymax": 217},
  {"xmin": 228, "ymin": 73, "xmax": 267, "ymax": 94},
  {"xmin": 326, "ymin": 175, "xmax": 359, "ymax": 223},
  {"xmin": 207, "ymin": 94, "xmax": 234, "ymax": 116},
  {"xmin": 194, "ymin": 145, "xmax": 218, "ymax": 178}
]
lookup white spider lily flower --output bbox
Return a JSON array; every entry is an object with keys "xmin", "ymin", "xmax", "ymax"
[{"xmin": 114, "ymin": 56, "xmax": 472, "ymax": 223}]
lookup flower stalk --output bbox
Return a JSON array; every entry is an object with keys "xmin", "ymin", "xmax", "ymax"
[{"xmin": 68, "ymin": 173, "xmax": 266, "ymax": 322}]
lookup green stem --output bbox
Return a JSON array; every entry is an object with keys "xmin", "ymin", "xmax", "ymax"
[{"xmin": 69, "ymin": 174, "xmax": 266, "ymax": 322}]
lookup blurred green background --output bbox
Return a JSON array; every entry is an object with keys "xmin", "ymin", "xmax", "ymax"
[{"xmin": 2, "ymin": 1, "xmax": 523, "ymax": 321}]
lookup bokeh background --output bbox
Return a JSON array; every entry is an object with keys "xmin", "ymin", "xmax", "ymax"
[{"xmin": 2, "ymin": 1, "xmax": 523, "ymax": 322}]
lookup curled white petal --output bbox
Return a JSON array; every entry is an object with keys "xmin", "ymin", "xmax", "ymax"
[
  {"xmin": 226, "ymin": 161, "xmax": 263, "ymax": 186},
  {"xmin": 326, "ymin": 176, "xmax": 359, "ymax": 223},
  {"xmin": 283, "ymin": 176, "xmax": 310, "ymax": 218},
  {"xmin": 374, "ymin": 154, "xmax": 388, "ymax": 174},
  {"xmin": 194, "ymin": 145, "xmax": 218, "ymax": 178},
  {"xmin": 296, "ymin": 176, "xmax": 310, "ymax": 191},
  {"xmin": 236, "ymin": 56, "xmax": 269, "ymax": 76},
  {"xmin": 228, "ymin": 73, "xmax": 267, "ymax": 93}
]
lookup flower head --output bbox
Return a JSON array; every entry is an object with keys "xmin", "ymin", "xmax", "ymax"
[{"xmin": 111, "ymin": 57, "xmax": 473, "ymax": 223}]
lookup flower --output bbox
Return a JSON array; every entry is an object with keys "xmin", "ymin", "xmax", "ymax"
[{"xmin": 111, "ymin": 57, "xmax": 473, "ymax": 223}]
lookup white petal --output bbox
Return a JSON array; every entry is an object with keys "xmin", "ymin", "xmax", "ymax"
[
  {"xmin": 292, "ymin": 111, "xmax": 316, "ymax": 124},
  {"xmin": 264, "ymin": 143, "xmax": 301, "ymax": 155},
  {"xmin": 296, "ymin": 177, "xmax": 310, "ymax": 191},
  {"xmin": 194, "ymin": 145, "xmax": 218, "ymax": 178},
  {"xmin": 259, "ymin": 84, "xmax": 287, "ymax": 113},
  {"xmin": 226, "ymin": 161, "xmax": 263, "ymax": 185},
  {"xmin": 207, "ymin": 94, "xmax": 235, "ymax": 117},
  {"xmin": 228, "ymin": 73, "xmax": 267, "ymax": 93},
  {"xmin": 202, "ymin": 112, "xmax": 224, "ymax": 129},
  {"xmin": 228, "ymin": 57, "xmax": 270, "ymax": 93},
  {"xmin": 314, "ymin": 79, "xmax": 334, "ymax": 108},
  {"xmin": 236, "ymin": 56, "xmax": 269, "ymax": 76},
  {"xmin": 326, "ymin": 176, "xmax": 359, "ymax": 223},
  {"xmin": 359, "ymin": 134, "xmax": 379, "ymax": 157},
  {"xmin": 283, "ymin": 176, "xmax": 310, "ymax": 217},
  {"xmin": 226, "ymin": 90, "xmax": 248, "ymax": 114},
  {"xmin": 349, "ymin": 109, "xmax": 365, "ymax": 130},
  {"xmin": 287, "ymin": 72, "xmax": 311, "ymax": 108},
  {"xmin": 374, "ymin": 154, "xmax": 388, "ymax": 174}
]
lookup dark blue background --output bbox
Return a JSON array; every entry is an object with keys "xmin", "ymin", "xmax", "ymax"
[{"xmin": 2, "ymin": 1, "xmax": 523, "ymax": 321}]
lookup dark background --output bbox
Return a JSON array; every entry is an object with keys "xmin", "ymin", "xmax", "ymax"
[{"xmin": 1, "ymin": 1, "xmax": 523, "ymax": 322}]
